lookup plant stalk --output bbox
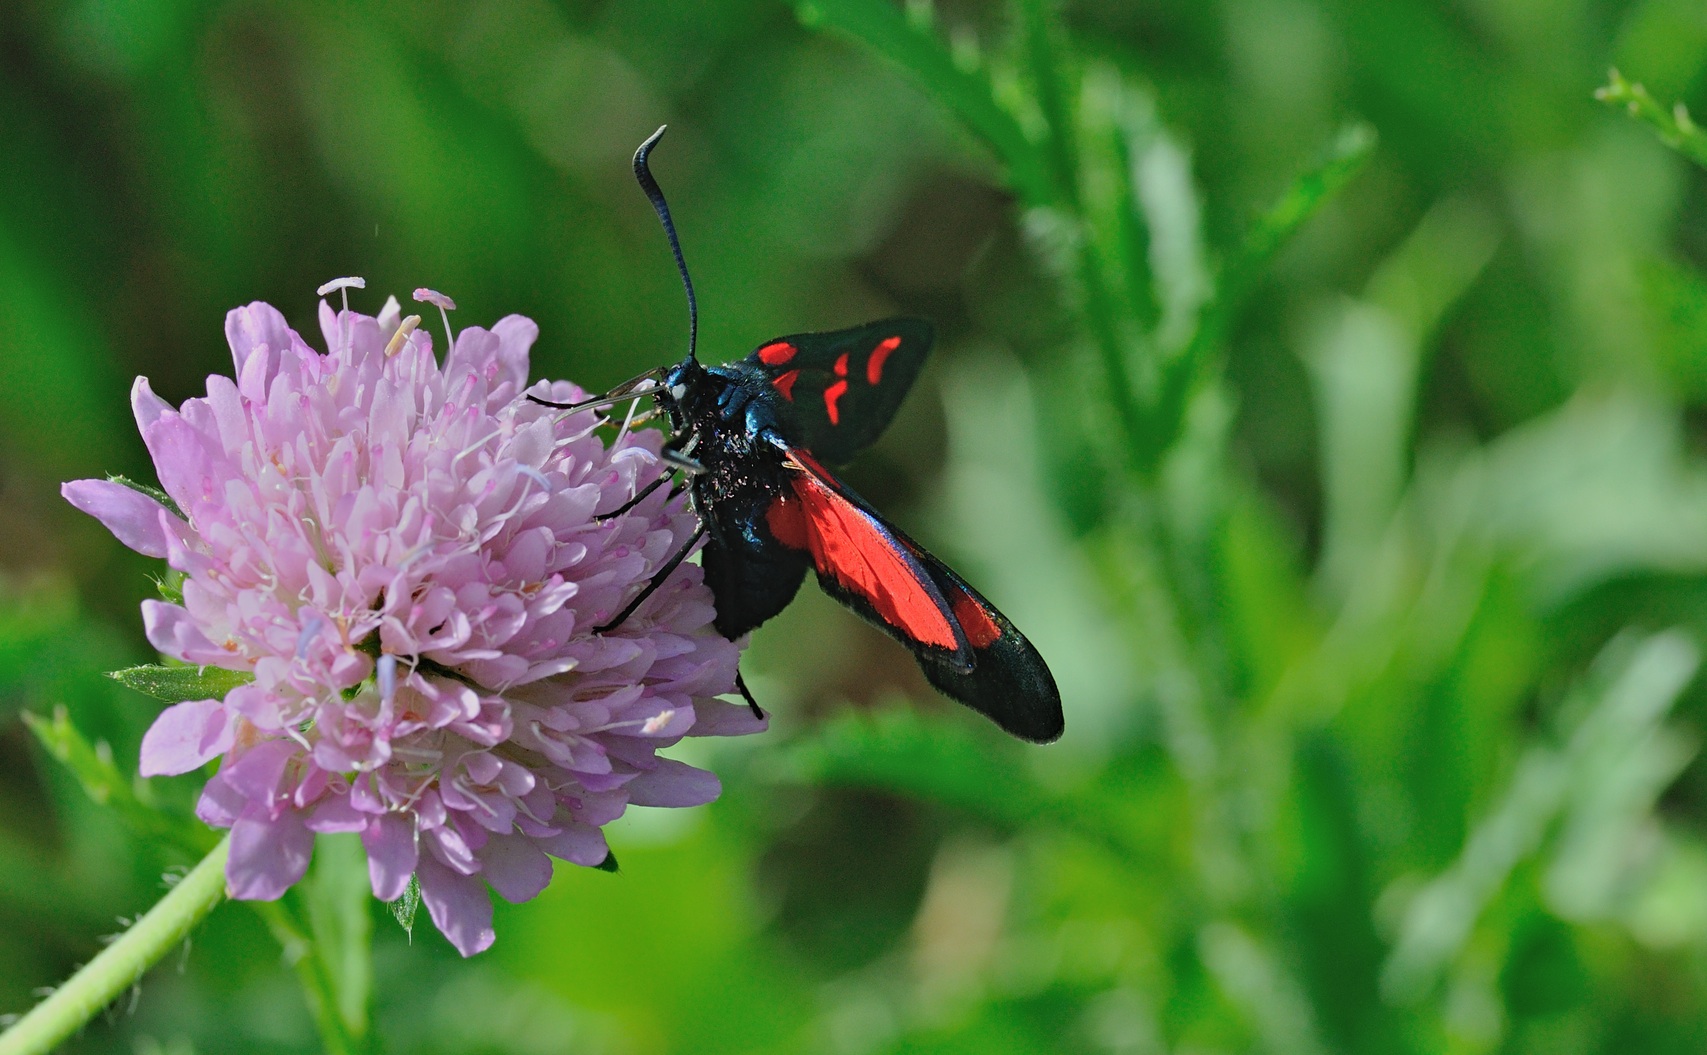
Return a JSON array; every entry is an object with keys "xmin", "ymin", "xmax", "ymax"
[{"xmin": 0, "ymin": 836, "xmax": 231, "ymax": 1055}]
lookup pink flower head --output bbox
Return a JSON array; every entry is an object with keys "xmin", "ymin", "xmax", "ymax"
[{"xmin": 63, "ymin": 286, "xmax": 764, "ymax": 955}]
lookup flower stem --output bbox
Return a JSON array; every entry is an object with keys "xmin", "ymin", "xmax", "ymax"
[{"xmin": 0, "ymin": 836, "xmax": 230, "ymax": 1055}]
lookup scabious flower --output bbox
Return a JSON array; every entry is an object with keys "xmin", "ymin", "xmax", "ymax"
[{"xmin": 62, "ymin": 284, "xmax": 762, "ymax": 955}]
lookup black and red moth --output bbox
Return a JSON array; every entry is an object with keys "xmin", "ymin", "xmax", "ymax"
[{"xmin": 536, "ymin": 128, "xmax": 1063, "ymax": 743}]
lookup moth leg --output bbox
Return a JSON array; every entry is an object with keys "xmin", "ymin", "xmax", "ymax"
[
  {"xmin": 596, "ymin": 471, "xmax": 675, "ymax": 522},
  {"xmin": 734, "ymin": 669, "xmax": 764, "ymax": 721},
  {"xmin": 596, "ymin": 521, "xmax": 707, "ymax": 633},
  {"xmin": 661, "ymin": 447, "xmax": 705, "ymax": 474}
]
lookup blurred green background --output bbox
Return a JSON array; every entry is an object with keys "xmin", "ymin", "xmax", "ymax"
[{"xmin": 7, "ymin": 0, "xmax": 1707, "ymax": 1051}]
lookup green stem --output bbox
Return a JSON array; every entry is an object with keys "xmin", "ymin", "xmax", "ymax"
[
  {"xmin": 1596, "ymin": 68, "xmax": 1707, "ymax": 169},
  {"xmin": 0, "ymin": 836, "xmax": 231, "ymax": 1055},
  {"xmin": 1015, "ymin": 0, "xmax": 1146, "ymax": 466},
  {"xmin": 249, "ymin": 899, "xmax": 363, "ymax": 1055}
]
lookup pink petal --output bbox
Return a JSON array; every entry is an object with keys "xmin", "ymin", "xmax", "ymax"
[
  {"xmin": 142, "ymin": 600, "xmax": 234, "ymax": 666},
  {"xmin": 417, "ymin": 853, "xmax": 495, "ymax": 956},
  {"xmin": 362, "ymin": 814, "xmax": 418, "ymax": 901},
  {"xmin": 305, "ymin": 795, "xmax": 366, "ymax": 833},
  {"xmin": 227, "ymin": 808, "xmax": 313, "ymax": 900},
  {"xmin": 138, "ymin": 698, "xmax": 233, "ymax": 776},
  {"xmin": 61, "ymin": 479, "xmax": 180, "ymax": 558},
  {"xmin": 140, "ymin": 414, "xmax": 220, "ymax": 517},
  {"xmin": 533, "ymin": 822, "xmax": 608, "ymax": 867},
  {"xmin": 223, "ymin": 739, "xmax": 298, "ymax": 801},
  {"xmin": 487, "ymin": 315, "xmax": 537, "ymax": 397},
  {"xmin": 195, "ymin": 773, "xmax": 245, "ymax": 827},
  {"xmin": 224, "ymin": 301, "xmax": 298, "ymax": 390},
  {"xmin": 130, "ymin": 376, "xmax": 172, "ymax": 434},
  {"xmin": 479, "ymin": 834, "xmax": 553, "ymax": 904},
  {"xmin": 624, "ymin": 758, "xmax": 720, "ymax": 808}
]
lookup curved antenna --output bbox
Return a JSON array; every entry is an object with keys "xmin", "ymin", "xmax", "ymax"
[{"xmin": 633, "ymin": 125, "xmax": 698, "ymax": 362}]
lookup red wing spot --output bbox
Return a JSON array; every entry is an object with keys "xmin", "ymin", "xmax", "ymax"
[
  {"xmin": 758, "ymin": 341, "xmax": 797, "ymax": 366},
  {"xmin": 833, "ymin": 352, "xmax": 849, "ymax": 377},
  {"xmin": 765, "ymin": 493, "xmax": 809, "ymax": 549},
  {"xmin": 784, "ymin": 454, "xmax": 957, "ymax": 650},
  {"xmin": 867, "ymin": 336, "xmax": 902, "ymax": 385},
  {"xmin": 773, "ymin": 369, "xmax": 801, "ymax": 401},
  {"xmin": 823, "ymin": 379, "xmax": 849, "ymax": 424},
  {"xmin": 951, "ymin": 591, "xmax": 1002, "ymax": 648}
]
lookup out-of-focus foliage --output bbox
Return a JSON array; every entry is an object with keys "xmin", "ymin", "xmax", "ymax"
[{"xmin": 6, "ymin": 0, "xmax": 1707, "ymax": 1051}]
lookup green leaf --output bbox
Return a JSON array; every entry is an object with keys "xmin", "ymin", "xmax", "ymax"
[
  {"xmin": 795, "ymin": 0, "xmax": 1054, "ymax": 205},
  {"xmin": 109, "ymin": 663, "xmax": 253, "ymax": 703},
  {"xmin": 594, "ymin": 850, "xmax": 621, "ymax": 873},
  {"xmin": 388, "ymin": 874, "xmax": 422, "ymax": 941},
  {"xmin": 1380, "ymin": 631, "xmax": 1701, "ymax": 1002},
  {"xmin": 1596, "ymin": 68, "xmax": 1707, "ymax": 169},
  {"xmin": 107, "ymin": 472, "xmax": 184, "ymax": 521},
  {"xmin": 22, "ymin": 706, "xmax": 216, "ymax": 856},
  {"xmin": 768, "ymin": 707, "xmax": 1138, "ymax": 858}
]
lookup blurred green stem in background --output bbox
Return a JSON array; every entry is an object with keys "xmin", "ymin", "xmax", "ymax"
[
  {"xmin": 1596, "ymin": 68, "xmax": 1707, "ymax": 169},
  {"xmin": 251, "ymin": 859, "xmax": 376, "ymax": 1055},
  {"xmin": 0, "ymin": 836, "xmax": 229, "ymax": 1055}
]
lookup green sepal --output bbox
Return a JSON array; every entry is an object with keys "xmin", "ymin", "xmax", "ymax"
[
  {"xmin": 387, "ymin": 875, "xmax": 422, "ymax": 941},
  {"xmin": 593, "ymin": 850, "xmax": 620, "ymax": 874},
  {"xmin": 107, "ymin": 473, "xmax": 185, "ymax": 521},
  {"xmin": 109, "ymin": 664, "xmax": 253, "ymax": 703}
]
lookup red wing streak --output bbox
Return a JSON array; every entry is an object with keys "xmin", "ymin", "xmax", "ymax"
[
  {"xmin": 949, "ymin": 591, "xmax": 1002, "ymax": 648},
  {"xmin": 758, "ymin": 341, "xmax": 797, "ymax": 366},
  {"xmin": 765, "ymin": 450, "xmax": 967, "ymax": 658},
  {"xmin": 772, "ymin": 369, "xmax": 800, "ymax": 401},
  {"xmin": 867, "ymin": 336, "xmax": 901, "ymax": 384},
  {"xmin": 822, "ymin": 379, "xmax": 849, "ymax": 425}
]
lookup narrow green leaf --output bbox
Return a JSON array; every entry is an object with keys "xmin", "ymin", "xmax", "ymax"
[
  {"xmin": 107, "ymin": 473, "xmax": 184, "ymax": 521},
  {"xmin": 1151, "ymin": 122, "xmax": 1377, "ymax": 457},
  {"xmin": 1016, "ymin": 0, "xmax": 1078, "ymax": 207},
  {"xmin": 795, "ymin": 0, "xmax": 1054, "ymax": 205},
  {"xmin": 1596, "ymin": 68, "xmax": 1707, "ymax": 169},
  {"xmin": 22, "ymin": 706, "xmax": 216, "ymax": 856},
  {"xmin": 109, "ymin": 663, "xmax": 253, "ymax": 703},
  {"xmin": 1229, "ymin": 121, "xmax": 1377, "ymax": 302},
  {"xmin": 388, "ymin": 875, "xmax": 422, "ymax": 941}
]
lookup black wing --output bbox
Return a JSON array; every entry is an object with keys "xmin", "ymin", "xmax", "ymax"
[
  {"xmin": 733, "ymin": 318, "xmax": 933, "ymax": 465},
  {"xmin": 769, "ymin": 447, "xmax": 1063, "ymax": 743}
]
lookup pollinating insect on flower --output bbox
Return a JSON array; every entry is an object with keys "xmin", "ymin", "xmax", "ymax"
[{"xmin": 61, "ymin": 281, "xmax": 765, "ymax": 956}]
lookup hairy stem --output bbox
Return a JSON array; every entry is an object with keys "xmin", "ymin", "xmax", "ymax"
[{"xmin": 0, "ymin": 836, "xmax": 230, "ymax": 1055}]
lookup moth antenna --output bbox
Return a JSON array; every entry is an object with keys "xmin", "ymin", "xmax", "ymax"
[{"xmin": 634, "ymin": 125, "xmax": 698, "ymax": 363}]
